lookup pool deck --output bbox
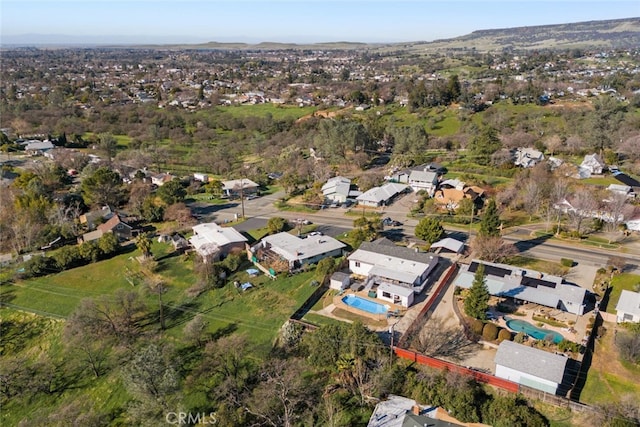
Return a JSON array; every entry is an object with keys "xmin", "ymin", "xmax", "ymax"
[
  {"xmin": 492, "ymin": 302, "xmax": 591, "ymax": 344},
  {"xmin": 332, "ymin": 289, "xmax": 408, "ymax": 322}
]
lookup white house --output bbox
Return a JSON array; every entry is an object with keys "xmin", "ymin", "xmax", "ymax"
[
  {"xmin": 193, "ymin": 173, "xmax": 209, "ymax": 183},
  {"xmin": 626, "ymin": 216, "xmax": 640, "ymax": 232},
  {"xmin": 189, "ymin": 222, "xmax": 247, "ymax": 261},
  {"xmin": 453, "ymin": 260, "xmax": 587, "ymax": 315},
  {"xmin": 348, "ymin": 238, "xmax": 439, "ymax": 307},
  {"xmin": 494, "ymin": 341, "xmax": 569, "ymax": 395},
  {"xmin": 221, "ymin": 178, "xmax": 259, "ymax": 198},
  {"xmin": 322, "ymin": 176, "xmax": 352, "ymax": 204},
  {"xmin": 513, "ymin": 147, "xmax": 544, "ymax": 168},
  {"xmin": 615, "ymin": 290, "xmax": 640, "ymax": 323},
  {"xmin": 356, "ymin": 183, "xmax": 408, "ymax": 207},
  {"xmin": 408, "ymin": 169, "xmax": 439, "ymax": 196},
  {"xmin": 607, "ymin": 184, "xmax": 633, "ymax": 197},
  {"xmin": 256, "ymin": 232, "xmax": 346, "ymax": 271},
  {"xmin": 580, "ymin": 153, "xmax": 606, "ymax": 175}
]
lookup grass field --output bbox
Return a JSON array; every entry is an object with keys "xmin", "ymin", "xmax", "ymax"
[
  {"xmin": 215, "ymin": 104, "xmax": 318, "ymax": 120},
  {"xmin": 605, "ymin": 273, "xmax": 640, "ymax": 314}
]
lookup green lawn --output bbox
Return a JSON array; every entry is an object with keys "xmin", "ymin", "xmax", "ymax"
[
  {"xmin": 606, "ymin": 273, "xmax": 640, "ymax": 314},
  {"xmin": 2, "ymin": 242, "xmax": 322, "ymax": 351}
]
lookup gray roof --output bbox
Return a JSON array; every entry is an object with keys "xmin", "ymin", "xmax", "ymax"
[
  {"xmin": 616, "ymin": 290, "xmax": 640, "ymax": 317},
  {"xmin": 452, "ymin": 259, "xmax": 585, "ymax": 312},
  {"xmin": 408, "ymin": 170, "xmax": 438, "ymax": 183},
  {"xmin": 494, "ymin": 341, "xmax": 568, "ymax": 384},
  {"xmin": 331, "ymin": 271, "xmax": 350, "ymax": 282},
  {"xmin": 355, "ymin": 238, "xmax": 439, "ymax": 265},
  {"xmin": 357, "ymin": 183, "xmax": 408, "ymax": 204},
  {"xmin": 261, "ymin": 232, "xmax": 346, "ymax": 262},
  {"xmin": 430, "ymin": 237, "xmax": 464, "ymax": 253}
]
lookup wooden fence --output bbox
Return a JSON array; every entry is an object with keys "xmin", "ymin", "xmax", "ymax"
[{"xmin": 392, "ymin": 346, "xmax": 520, "ymax": 393}]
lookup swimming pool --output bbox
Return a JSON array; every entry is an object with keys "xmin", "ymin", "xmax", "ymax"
[
  {"xmin": 342, "ymin": 294, "xmax": 388, "ymax": 314},
  {"xmin": 505, "ymin": 318, "xmax": 564, "ymax": 344}
]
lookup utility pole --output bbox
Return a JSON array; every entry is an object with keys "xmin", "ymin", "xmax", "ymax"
[
  {"xmin": 469, "ymin": 203, "xmax": 475, "ymax": 235},
  {"xmin": 240, "ymin": 178, "xmax": 245, "ymax": 218},
  {"xmin": 389, "ymin": 323, "xmax": 395, "ymax": 363}
]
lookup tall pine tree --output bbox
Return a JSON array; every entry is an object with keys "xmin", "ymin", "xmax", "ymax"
[
  {"xmin": 479, "ymin": 199, "xmax": 501, "ymax": 237},
  {"xmin": 464, "ymin": 264, "xmax": 490, "ymax": 320}
]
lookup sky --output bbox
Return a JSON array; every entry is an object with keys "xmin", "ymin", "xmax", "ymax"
[{"xmin": 1, "ymin": 0, "xmax": 639, "ymax": 45}]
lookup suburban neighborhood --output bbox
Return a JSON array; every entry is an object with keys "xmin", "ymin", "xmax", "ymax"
[{"xmin": 1, "ymin": 17, "xmax": 640, "ymax": 427}]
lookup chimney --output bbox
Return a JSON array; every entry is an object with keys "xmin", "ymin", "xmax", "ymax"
[{"xmin": 412, "ymin": 405, "xmax": 420, "ymax": 415}]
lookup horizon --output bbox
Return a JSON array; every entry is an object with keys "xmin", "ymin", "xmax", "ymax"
[{"xmin": 2, "ymin": 1, "xmax": 639, "ymax": 46}]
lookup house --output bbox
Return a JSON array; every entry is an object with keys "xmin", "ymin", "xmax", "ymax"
[
  {"xmin": 408, "ymin": 168, "xmax": 439, "ymax": 196},
  {"xmin": 322, "ymin": 176, "xmax": 353, "ymax": 204},
  {"xmin": 494, "ymin": 341, "xmax": 570, "ymax": 395},
  {"xmin": 367, "ymin": 395, "xmax": 464, "ymax": 427},
  {"xmin": 356, "ymin": 183, "xmax": 408, "ymax": 207},
  {"xmin": 607, "ymin": 184, "xmax": 633, "ymax": 197},
  {"xmin": 255, "ymin": 232, "xmax": 346, "ymax": 271},
  {"xmin": 433, "ymin": 185, "xmax": 484, "ymax": 212},
  {"xmin": 330, "ymin": 271, "xmax": 351, "ymax": 290},
  {"xmin": 24, "ymin": 139, "xmax": 54, "ymax": 156},
  {"xmin": 79, "ymin": 206, "xmax": 113, "ymax": 230},
  {"xmin": 348, "ymin": 238, "xmax": 439, "ymax": 307},
  {"xmin": 626, "ymin": 216, "xmax": 640, "ymax": 232},
  {"xmin": 221, "ymin": 178, "xmax": 259, "ymax": 198},
  {"xmin": 151, "ymin": 172, "xmax": 176, "ymax": 187},
  {"xmin": 80, "ymin": 214, "xmax": 134, "ymax": 243},
  {"xmin": 189, "ymin": 222, "xmax": 247, "ymax": 261},
  {"xmin": 580, "ymin": 153, "xmax": 606, "ymax": 175},
  {"xmin": 513, "ymin": 147, "xmax": 544, "ymax": 168},
  {"xmin": 97, "ymin": 214, "xmax": 135, "ymax": 241},
  {"xmin": 615, "ymin": 290, "xmax": 640, "ymax": 323},
  {"xmin": 453, "ymin": 260, "xmax": 587, "ymax": 315},
  {"xmin": 193, "ymin": 173, "xmax": 209, "ymax": 183}
]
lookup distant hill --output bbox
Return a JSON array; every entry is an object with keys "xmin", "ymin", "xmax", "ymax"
[{"xmin": 395, "ymin": 18, "xmax": 640, "ymax": 52}]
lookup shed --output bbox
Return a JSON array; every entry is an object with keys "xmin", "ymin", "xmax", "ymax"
[{"xmin": 330, "ymin": 272, "xmax": 351, "ymax": 290}]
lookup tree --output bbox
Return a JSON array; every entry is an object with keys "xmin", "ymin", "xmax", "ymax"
[
  {"xmin": 464, "ymin": 264, "xmax": 490, "ymax": 320},
  {"xmin": 468, "ymin": 126, "xmax": 501, "ymax": 166},
  {"xmin": 479, "ymin": 199, "xmax": 501, "ymax": 237},
  {"xmin": 156, "ymin": 179, "xmax": 186, "ymax": 205},
  {"xmin": 97, "ymin": 232, "xmax": 119, "ymax": 257},
  {"xmin": 183, "ymin": 314, "xmax": 209, "ymax": 347},
  {"xmin": 414, "ymin": 217, "xmax": 445, "ymax": 244},
  {"xmin": 316, "ymin": 257, "xmax": 336, "ymax": 278},
  {"xmin": 123, "ymin": 343, "xmax": 179, "ymax": 419},
  {"xmin": 136, "ymin": 233, "xmax": 152, "ymax": 259},
  {"xmin": 81, "ymin": 167, "xmax": 125, "ymax": 208},
  {"xmin": 471, "ymin": 236, "xmax": 517, "ymax": 263},
  {"xmin": 97, "ymin": 133, "xmax": 117, "ymax": 165},
  {"xmin": 267, "ymin": 217, "xmax": 287, "ymax": 234}
]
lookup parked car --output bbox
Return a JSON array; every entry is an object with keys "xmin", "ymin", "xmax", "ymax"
[
  {"xmin": 382, "ymin": 217, "xmax": 402, "ymax": 226},
  {"xmin": 295, "ymin": 218, "xmax": 311, "ymax": 225}
]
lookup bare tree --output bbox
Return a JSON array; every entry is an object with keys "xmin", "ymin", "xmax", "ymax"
[
  {"xmin": 565, "ymin": 190, "xmax": 598, "ymax": 235},
  {"xmin": 471, "ymin": 236, "xmax": 518, "ymax": 263},
  {"xmin": 415, "ymin": 317, "xmax": 476, "ymax": 361},
  {"xmin": 603, "ymin": 192, "xmax": 629, "ymax": 231}
]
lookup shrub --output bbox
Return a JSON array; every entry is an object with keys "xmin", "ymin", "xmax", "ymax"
[
  {"xmin": 557, "ymin": 339, "xmax": 581, "ymax": 353},
  {"xmin": 560, "ymin": 258, "xmax": 574, "ymax": 267},
  {"xmin": 498, "ymin": 329, "xmax": 512, "ymax": 342},
  {"xmin": 471, "ymin": 319, "xmax": 485, "ymax": 335},
  {"xmin": 514, "ymin": 332, "xmax": 526, "ymax": 343},
  {"xmin": 482, "ymin": 323, "xmax": 499, "ymax": 341}
]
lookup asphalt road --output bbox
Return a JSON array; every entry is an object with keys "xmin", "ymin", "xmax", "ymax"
[{"xmin": 192, "ymin": 193, "xmax": 640, "ymax": 271}]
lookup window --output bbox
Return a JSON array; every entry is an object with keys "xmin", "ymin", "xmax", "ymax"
[
  {"xmin": 382, "ymin": 291, "xmax": 391, "ymax": 298},
  {"xmin": 355, "ymin": 261, "xmax": 360, "ymax": 267}
]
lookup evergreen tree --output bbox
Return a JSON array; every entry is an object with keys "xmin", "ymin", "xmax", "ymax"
[
  {"xmin": 479, "ymin": 199, "xmax": 501, "ymax": 237},
  {"xmin": 468, "ymin": 126, "xmax": 501, "ymax": 165},
  {"xmin": 415, "ymin": 217, "xmax": 445, "ymax": 244},
  {"xmin": 464, "ymin": 264, "xmax": 490, "ymax": 320}
]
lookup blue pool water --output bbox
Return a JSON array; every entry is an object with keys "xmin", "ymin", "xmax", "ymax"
[
  {"xmin": 506, "ymin": 318, "xmax": 564, "ymax": 344},
  {"xmin": 342, "ymin": 295, "xmax": 388, "ymax": 314}
]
